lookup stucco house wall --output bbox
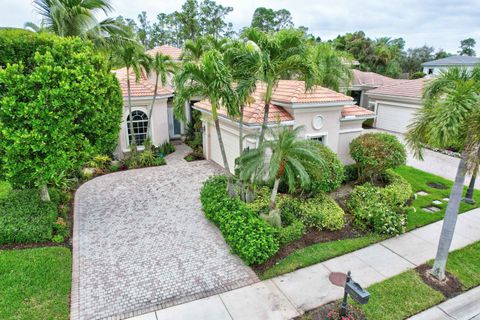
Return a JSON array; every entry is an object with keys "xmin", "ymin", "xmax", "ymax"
[{"xmin": 338, "ymin": 120, "xmax": 366, "ymax": 164}]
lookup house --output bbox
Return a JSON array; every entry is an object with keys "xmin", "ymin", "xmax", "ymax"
[
  {"xmin": 366, "ymin": 78, "xmax": 428, "ymax": 133},
  {"xmin": 348, "ymin": 69, "xmax": 399, "ymax": 109},
  {"xmin": 421, "ymin": 55, "xmax": 480, "ymax": 76},
  {"xmin": 113, "ymin": 45, "xmax": 188, "ymax": 156},
  {"xmin": 193, "ymin": 80, "xmax": 375, "ymax": 171}
]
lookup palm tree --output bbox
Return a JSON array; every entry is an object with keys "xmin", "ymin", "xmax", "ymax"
[
  {"xmin": 28, "ymin": 0, "xmax": 127, "ymax": 48},
  {"xmin": 241, "ymin": 27, "xmax": 318, "ymax": 144},
  {"xmin": 146, "ymin": 53, "xmax": 177, "ymax": 138},
  {"xmin": 464, "ymin": 111, "xmax": 480, "ymax": 204},
  {"xmin": 237, "ymin": 126, "xmax": 324, "ymax": 226},
  {"xmin": 174, "ymin": 50, "xmax": 239, "ymax": 193},
  {"xmin": 405, "ymin": 66, "xmax": 480, "ymax": 280},
  {"xmin": 309, "ymin": 43, "xmax": 353, "ymax": 92},
  {"xmin": 117, "ymin": 43, "xmax": 152, "ymax": 151}
]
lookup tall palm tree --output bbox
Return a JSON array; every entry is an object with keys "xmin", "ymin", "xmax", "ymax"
[
  {"xmin": 237, "ymin": 126, "xmax": 324, "ymax": 226},
  {"xmin": 117, "ymin": 43, "xmax": 152, "ymax": 151},
  {"xmin": 464, "ymin": 111, "xmax": 480, "ymax": 204},
  {"xmin": 241, "ymin": 27, "xmax": 318, "ymax": 144},
  {"xmin": 28, "ymin": 0, "xmax": 127, "ymax": 48},
  {"xmin": 406, "ymin": 66, "xmax": 480, "ymax": 280},
  {"xmin": 309, "ymin": 43, "xmax": 353, "ymax": 92},
  {"xmin": 146, "ymin": 53, "xmax": 177, "ymax": 138},
  {"xmin": 174, "ymin": 50, "xmax": 239, "ymax": 193}
]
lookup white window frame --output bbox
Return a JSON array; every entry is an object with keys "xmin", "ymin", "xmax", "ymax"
[
  {"xmin": 305, "ymin": 132, "xmax": 328, "ymax": 145},
  {"xmin": 126, "ymin": 109, "xmax": 149, "ymax": 147}
]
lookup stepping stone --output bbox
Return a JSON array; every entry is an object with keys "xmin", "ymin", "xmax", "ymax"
[
  {"xmin": 442, "ymin": 198, "xmax": 450, "ymax": 202},
  {"xmin": 416, "ymin": 191, "xmax": 429, "ymax": 196},
  {"xmin": 422, "ymin": 206, "xmax": 441, "ymax": 213},
  {"xmin": 432, "ymin": 200, "xmax": 443, "ymax": 205}
]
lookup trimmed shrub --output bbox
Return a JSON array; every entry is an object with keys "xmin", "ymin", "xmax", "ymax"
[
  {"xmin": 277, "ymin": 220, "xmax": 305, "ymax": 246},
  {"xmin": 298, "ymin": 193, "xmax": 345, "ymax": 231},
  {"xmin": 0, "ymin": 190, "xmax": 59, "ymax": 244},
  {"xmin": 284, "ymin": 141, "xmax": 344, "ymax": 193},
  {"xmin": 343, "ymin": 164, "xmax": 358, "ymax": 183},
  {"xmin": 0, "ymin": 30, "xmax": 122, "ymax": 189},
  {"xmin": 200, "ymin": 176, "xmax": 279, "ymax": 265},
  {"xmin": 350, "ymin": 133, "xmax": 407, "ymax": 182},
  {"xmin": 348, "ymin": 171, "xmax": 412, "ymax": 235}
]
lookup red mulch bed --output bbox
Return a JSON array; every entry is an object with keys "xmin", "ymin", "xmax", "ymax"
[{"xmin": 416, "ymin": 264, "xmax": 463, "ymax": 298}]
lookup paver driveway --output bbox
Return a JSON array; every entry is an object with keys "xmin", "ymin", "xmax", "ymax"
[{"xmin": 71, "ymin": 145, "xmax": 258, "ymax": 320}]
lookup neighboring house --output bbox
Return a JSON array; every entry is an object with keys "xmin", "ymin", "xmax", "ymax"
[
  {"xmin": 348, "ymin": 69, "xmax": 398, "ymax": 109},
  {"xmin": 114, "ymin": 45, "xmax": 186, "ymax": 157},
  {"xmin": 421, "ymin": 55, "xmax": 480, "ymax": 76},
  {"xmin": 193, "ymin": 80, "xmax": 375, "ymax": 171},
  {"xmin": 366, "ymin": 78, "xmax": 428, "ymax": 134}
]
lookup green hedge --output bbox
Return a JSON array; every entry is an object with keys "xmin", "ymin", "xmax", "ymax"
[
  {"xmin": 0, "ymin": 190, "xmax": 60, "ymax": 244},
  {"xmin": 200, "ymin": 176, "xmax": 279, "ymax": 265},
  {"xmin": 348, "ymin": 169, "xmax": 412, "ymax": 235},
  {"xmin": 297, "ymin": 193, "xmax": 345, "ymax": 231}
]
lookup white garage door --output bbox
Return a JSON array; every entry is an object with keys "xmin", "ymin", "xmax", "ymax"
[
  {"xmin": 209, "ymin": 123, "xmax": 239, "ymax": 173},
  {"xmin": 376, "ymin": 103, "xmax": 417, "ymax": 134}
]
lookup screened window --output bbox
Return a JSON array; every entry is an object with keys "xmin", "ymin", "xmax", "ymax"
[
  {"xmin": 127, "ymin": 110, "xmax": 148, "ymax": 145},
  {"xmin": 310, "ymin": 135, "xmax": 326, "ymax": 145}
]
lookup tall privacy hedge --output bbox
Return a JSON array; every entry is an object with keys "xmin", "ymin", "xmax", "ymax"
[{"xmin": 0, "ymin": 29, "xmax": 123, "ymax": 188}]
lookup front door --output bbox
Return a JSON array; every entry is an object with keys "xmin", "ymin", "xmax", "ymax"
[{"xmin": 168, "ymin": 107, "xmax": 182, "ymax": 138}]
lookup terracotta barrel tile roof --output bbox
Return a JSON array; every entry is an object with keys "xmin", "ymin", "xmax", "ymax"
[
  {"xmin": 146, "ymin": 45, "xmax": 183, "ymax": 61},
  {"xmin": 341, "ymin": 105, "xmax": 375, "ymax": 118},
  {"xmin": 113, "ymin": 68, "xmax": 173, "ymax": 98},
  {"xmin": 366, "ymin": 78, "xmax": 429, "ymax": 99},
  {"xmin": 194, "ymin": 80, "xmax": 352, "ymax": 125},
  {"xmin": 352, "ymin": 69, "xmax": 398, "ymax": 87}
]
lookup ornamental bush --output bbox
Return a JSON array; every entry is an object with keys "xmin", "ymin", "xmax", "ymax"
[
  {"xmin": 297, "ymin": 193, "xmax": 345, "ymax": 231},
  {"xmin": 349, "ymin": 133, "xmax": 407, "ymax": 182},
  {"xmin": 348, "ymin": 170, "xmax": 412, "ymax": 235},
  {"xmin": 0, "ymin": 30, "xmax": 123, "ymax": 190},
  {"xmin": 200, "ymin": 176, "xmax": 279, "ymax": 265}
]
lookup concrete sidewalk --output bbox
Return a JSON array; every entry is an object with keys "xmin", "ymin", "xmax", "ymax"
[
  {"xmin": 127, "ymin": 208, "xmax": 480, "ymax": 320},
  {"xmin": 408, "ymin": 286, "xmax": 480, "ymax": 320}
]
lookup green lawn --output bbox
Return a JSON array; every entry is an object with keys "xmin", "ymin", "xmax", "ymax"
[
  {"xmin": 358, "ymin": 271, "xmax": 445, "ymax": 320},
  {"xmin": 0, "ymin": 247, "xmax": 71, "ymax": 320},
  {"xmin": 393, "ymin": 166, "xmax": 479, "ymax": 230},
  {"xmin": 0, "ymin": 181, "xmax": 12, "ymax": 200},
  {"xmin": 260, "ymin": 166, "xmax": 479, "ymax": 279},
  {"xmin": 358, "ymin": 241, "xmax": 480, "ymax": 319}
]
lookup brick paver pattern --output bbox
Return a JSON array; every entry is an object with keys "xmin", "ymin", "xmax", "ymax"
[{"xmin": 71, "ymin": 144, "xmax": 258, "ymax": 320}]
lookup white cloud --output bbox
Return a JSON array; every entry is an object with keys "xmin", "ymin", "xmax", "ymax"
[{"xmin": 1, "ymin": 0, "xmax": 479, "ymax": 53}]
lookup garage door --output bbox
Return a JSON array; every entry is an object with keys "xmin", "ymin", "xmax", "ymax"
[
  {"xmin": 376, "ymin": 103, "xmax": 417, "ymax": 133},
  {"xmin": 209, "ymin": 123, "xmax": 239, "ymax": 173}
]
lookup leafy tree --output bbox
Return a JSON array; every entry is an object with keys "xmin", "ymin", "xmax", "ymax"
[
  {"xmin": 199, "ymin": 0, "xmax": 234, "ymax": 38},
  {"xmin": 174, "ymin": 50, "xmax": 238, "ymax": 193},
  {"xmin": 137, "ymin": 11, "xmax": 153, "ymax": 49},
  {"xmin": 400, "ymin": 45, "xmax": 434, "ymax": 76},
  {"xmin": 406, "ymin": 66, "xmax": 480, "ymax": 280},
  {"xmin": 237, "ymin": 126, "xmax": 323, "ymax": 227},
  {"xmin": 250, "ymin": 7, "xmax": 293, "ymax": 32},
  {"xmin": 309, "ymin": 43, "xmax": 352, "ymax": 92},
  {"xmin": 458, "ymin": 38, "xmax": 476, "ymax": 56},
  {"xmin": 27, "ymin": 0, "xmax": 128, "ymax": 49},
  {"xmin": 117, "ymin": 43, "xmax": 152, "ymax": 150},
  {"xmin": 147, "ymin": 53, "xmax": 177, "ymax": 137},
  {"xmin": 241, "ymin": 27, "xmax": 317, "ymax": 143},
  {"xmin": 0, "ymin": 31, "xmax": 122, "ymax": 200}
]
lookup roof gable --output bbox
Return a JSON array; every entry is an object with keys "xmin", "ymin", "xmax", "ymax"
[
  {"xmin": 366, "ymin": 78, "xmax": 428, "ymax": 100},
  {"xmin": 351, "ymin": 69, "xmax": 397, "ymax": 87},
  {"xmin": 146, "ymin": 45, "xmax": 182, "ymax": 61}
]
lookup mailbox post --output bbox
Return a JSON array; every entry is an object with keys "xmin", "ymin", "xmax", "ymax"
[{"xmin": 340, "ymin": 271, "xmax": 370, "ymax": 316}]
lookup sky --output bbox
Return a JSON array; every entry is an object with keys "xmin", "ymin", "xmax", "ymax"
[{"xmin": 2, "ymin": 0, "xmax": 479, "ymax": 54}]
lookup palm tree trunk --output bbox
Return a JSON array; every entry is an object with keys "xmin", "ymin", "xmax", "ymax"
[
  {"xmin": 212, "ymin": 105, "xmax": 235, "ymax": 196},
  {"xmin": 126, "ymin": 67, "xmax": 137, "ymax": 151},
  {"xmin": 270, "ymin": 178, "xmax": 281, "ymax": 209},
  {"xmin": 431, "ymin": 154, "xmax": 467, "ymax": 280},
  {"xmin": 259, "ymin": 83, "xmax": 273, "ymax": 145},
  {"xmin": 146, "ymin": 73, "xmax": 160, "ymax": 140},
  {"xmin": 40, "ymin": 185, "xmax": 50, "ymax": 202},
  {"xmin": 239, "ymin": 105, "xmax": 244, "ymax": 154},
  {"xmin": 464, "ymin": 165, "xmax": 477, "ymax": 204}
]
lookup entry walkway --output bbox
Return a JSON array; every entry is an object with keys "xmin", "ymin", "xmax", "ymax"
[{"xmin": 129, "ymin": 208, "xmax": 480, "ymax": 320}]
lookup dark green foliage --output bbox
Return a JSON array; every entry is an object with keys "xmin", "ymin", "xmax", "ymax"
[
  {"xmin": 410, "ymin": 71, "xmax": 426, "ymax": 79},
  {"xmin": 0, "ymin": 190, "xmax": 60, "ymax": 244},
  {"xmin": 343, "ymin": 164, "xmax": 358, "ymax": 183},
  {"xmin": 200, "ymin": 176, "xmax": 279, "ymax": 265},
  {"xmin": 277, "ymin": 220, "xmax": 305, "ymax": 246},
  {"xmin": 350, "ymin": 133, "xmax": 407, "ymax": 182},
  {"xmin": 348, "ymin": 170, "xmax": 412, "ymax": 235},
  {"xmin": 0, "ymin": 31, "xmax": 123, "ymax": 189},
  {"xmin": 301, "ymin": 141, "xmax": 344, "ymax": 193},
  {"xmin": 155, "ymin": 141, "xmax": 176, "ymax": 156}
]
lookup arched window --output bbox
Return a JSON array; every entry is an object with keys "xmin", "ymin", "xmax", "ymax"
[{"xmin": 127, "ymin": 110, "xmax": 148, "ymax": 145}]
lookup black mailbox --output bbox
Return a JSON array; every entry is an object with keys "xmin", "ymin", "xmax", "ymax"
[{"xmin": 345, "ymin": 279, "xmax": 370, "ymax": 304}]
